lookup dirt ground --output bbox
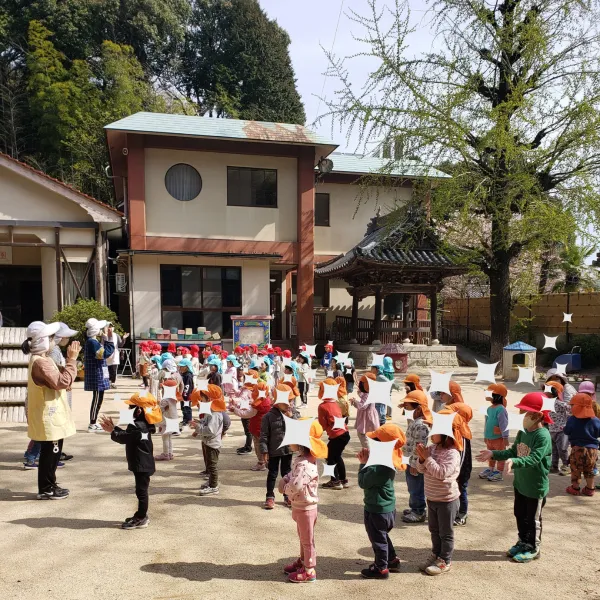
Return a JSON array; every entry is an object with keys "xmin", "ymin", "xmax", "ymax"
[{"xmin": 1, "ymin": 370, "xmax": 599, "ymax": 600}]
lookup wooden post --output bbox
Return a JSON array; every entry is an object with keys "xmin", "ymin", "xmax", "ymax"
[
  {"xmin": 373, "ymin": 287, "xmax": 382, "ymax": 343},
  {"xmin": 466, "ymin": 295, "xmax": 470, "ymax": 342},
  {"xmin": 566, "ymin": 292, "xmax": 570, "ymax": 343},
  {"xmin": 430, "ymin": 289, "xmax": 439, "ymax": 342},
  {"xmin": 54, "ymin": 228, "xmax": 63, "ymax": 311},
  {"xmin": 402, "ymin": 295, "xmax": 411, "ymax": 339},
  {"xmin": 350, "ymin": 291, "xmax": 359, "ymax": 342}
]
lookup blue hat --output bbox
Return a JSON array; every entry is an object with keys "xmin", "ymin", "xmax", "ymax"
[
  {"xmin": 262, "ymin": 356, "xmax": 273, "ymax": 367},
  {"xmin": 207, "ymin": 357, "xmax": 222, "ymax": 373},
  {"xmin": 383, "ymin": 356, "xmax": 394, "ymax": 373},
  {"xmin": 299, "ymin": 352, "xmax": 311, "ymax": 364},
  {"xmin": 161, "ymin": 352, "xmax": 174, "ymax": 363},
  {"xmin": 284, "ymin": 360, "xmax": 298, "ymax": 377},
  {"xmin": 227, "ymin": 356, "xmax": 241, "ymax": 368},
  {"xmin": 151, "ymin": 355, "xmax": 162, "ymax": 366},
  {"xmin": 178, "ymin": 358, "xmax": 195, "ymax": 374},
  {"xmin": 249, "ymin": 359, "xmax": 261, "ymax": 370}
]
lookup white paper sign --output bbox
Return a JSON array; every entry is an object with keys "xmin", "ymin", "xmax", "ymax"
[
  {"xmin": 199, "ymin": 402, "xmax": 212, "ymax": 414},
  {"xmin": 162, "ymin": 385, "xmax": 177, "ymax": 400},
  {"xmin": 371, "ymin": 353, "xmax": 385, "ymax": 367},
  {"xmin": 555, "ymin": 363, "xmax": 568, "ymax": 376},
  {"xmin": 327, "ymin": 370, "xmax": 334, "ymax": 378},
  {"xmin": 365, "ymin": 438, "xmax": 397, "ymax": 470},
  {"xmin": 333, "ymin": 416, "xmax": 346, "ymax": 430},
  {"xmin": 278, "ymin": 415, "xmax": 315, "ymax": 448},
  {"xmin": 428, "ymin": 370, "xmax": 453, "ymax": 395},
  {"xmin": 543, "ymin": 335, "xmax": 558, "ymax": 350},
  {"xmin": 275, "ymin": 388, "xmax": 290, "ymax": 405},
  {"xmin": 222, "ymin": 373, "xmax": 234, "ymax": 384},
  {"xmin": 516, "ymin": 367, "xmax": 535, "ymax": 386},
  {"xmin": 197, "ymin": 379, "xmax": 209, "ymax": 391},
  {"xmin": 283, "ymin": 374, "xmax": 293, "ymax": 383},
  {"xmin": 322, "ymin": 383, "xmax": 340, "ymax": 399},
  {"xmin": 335, "ymin": 352, "xmax": 351, "ymax": 364},
  {"xmin": 362, "ymin": 379, "xmax": 394, "ymax": 407},
  {"xmin": 118, "ymin": 409, "xmax": 135, "ymax": 426},
  {"xmin": 164, "ymin": 417, "xmax": 180, "ymax": 434},
  {"xmin": 239, "ymin": 399, "xmax": 250, "ymax": 410},
  {"xmin": 430, "ymin": 411, "xmax": 457, "ymax": 439},
  {"xmin": 475, "ymin": 361, "xmax": 499, "ymax": 384},
  {"xmin": 321, "ymin": 463, "xmax": 337, "ymax": 477},
  {"xmin": 541, "ymin": 397, "xmax": 556, "ymax": 412},
  {"xmin": 563, "ymin": 313, "xmax": 572, "ymax": 323}
]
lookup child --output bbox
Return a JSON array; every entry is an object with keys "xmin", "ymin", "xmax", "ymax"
[
  {"xmin": 563, "ymin": 393, "xmax": 600, "ymax": 496},
  {"xmin": 207, "ymin": 358, "xmax": 222, "ymax": 389},
  {"xmin": 137, "ymin": 342, "xmax": 151, "ymax": 390},
  {"xmin": 415, "ymin": 410, "xmax": 464, "ymax": 576},
  {"xmin": 335, "ymin": 376, "xmax": 350, "ymax": 424},
  {"xmin": 477, "ymin": 392, "xmax": 552, "ymax": 563},
  {"xmin": 190, "ymin": 384, "xmax": 226, "ymax": 496},
  {"xmin": 244, "ymin": 381, "xmax": 273, "ymax": 471},
  {"xmin": 279, "ymin": 421, "xmax": 327, "ymax": 583},
  {"xmin": 358, "ymin": 423, "xmax": 406, "ymax": 579},
  {"xmin": 223, "ymin": 356, "xmax": 240, "ymax": 398},
  {"xmin": 260, "ymin": 384, "xmax": 294, "ymax": 509},
  {"xmin": 178, "ymin": 358, "xmax": 195, "ymax": 427},
  {"xmin": 273, "ymin": 347, "xmax": 282, "ymax": 386},
  {"xmin": 321, "ymin": 342, "xmax": 333, "ymax": 374},
  {"xmin": 190, "ymin": 345, "xmax": 200, "ymax": 374},
  {"xmin": 480, "ymin": 383, "xmax": 509, "ymax": 482},
  {"xmin": 403, "ymin": 373, "xmax": 424, "ymax": 393},
  {"xmin": 401, "ymin": 390, "xmax": 432, "ymax": 524},
  {"xmin": 234, "ymin": 369, "xmax": 259, "ymax": 455},
  {"xmin": 328, "ymin": 357, "xmax": 343, "ymax": 379},
  {"xmin": 296, "ymin": 352, "xmax": 311, "ymax": 405},
  {"xmin": 370, "ymin": 363, "xmax": 389, "ymax": 426},
  {"xmin": 318, "ymin": 378, "xmax": 351, "ymax": 490},
  {"xmin": 281, "ymin": 375, "xmax": 302, "ymax": 419},
  {"xmin": 343, "ymin": 359, "xmax": 356, "ymax": 393},
  {"xmin": 545, "ymin": 381, "xmax": 571, "ymax": 476},
  {"xmin": 155, "ymin": 378, "xmax": 179, "ymax": 460},
  {"xmin": 382, "ymin": 357, "xmax": 396, "ymax": 419},
  {"xmin": 98, "ymin": 392, "xmax": 162, "ymax": 529},
  {"xmin": 350, "ymin": 373, "xmax": 380, "ymax": 449}
]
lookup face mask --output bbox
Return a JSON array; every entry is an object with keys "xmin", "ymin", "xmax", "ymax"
[{"xmin": 523, "ymin": 415, "xmax": 540, "ymax": 430}]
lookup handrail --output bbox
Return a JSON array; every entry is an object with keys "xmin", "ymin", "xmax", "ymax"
[{"xmin": 441, "ymin": 319, "xmax": 491, "ymax": 357}]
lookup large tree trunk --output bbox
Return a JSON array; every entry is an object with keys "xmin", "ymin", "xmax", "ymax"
[{"xmin": 489, "ymin": 257, "xmax": 512, "ymax": 363}]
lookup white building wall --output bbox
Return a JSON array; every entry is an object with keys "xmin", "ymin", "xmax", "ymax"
[
  {"xmin": 327, "ymin": 279, "xmax": 375, "ymax": 325},
  {"xmin": 131, "ymin": 253, "xmax": 271, "ymax": 337},
  {"xmin": 314, "ymin": 182, "xmax": 412, "ymax": 256},
  {"xmin": 144, "ymin": 149, "xmax": 297, "ymax": 242},
  {"xmin": 40, "ymin": 247, "xmax": 58, "ymax": 320}
]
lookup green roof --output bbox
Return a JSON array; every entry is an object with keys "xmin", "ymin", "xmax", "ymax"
[
  {"xmin": 327, "ymin": 152, "xmax": 449, "ymax": 179},
  {"xmin": 105, "ymin": 112, "xmax": 337, "ymax": 150}
]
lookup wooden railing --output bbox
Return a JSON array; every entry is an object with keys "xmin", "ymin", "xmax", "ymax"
[
  {"xmin": 441, "ymin": 319, "xmax": 491, "ymax": 357},
  {"xmin": 333, "ymin": 316, "xmax": 432, "ymax": 344}
]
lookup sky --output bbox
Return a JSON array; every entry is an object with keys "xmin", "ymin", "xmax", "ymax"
[{"xmin": 259, "ymin": 0, "xmax": 434, "ymax": 152}]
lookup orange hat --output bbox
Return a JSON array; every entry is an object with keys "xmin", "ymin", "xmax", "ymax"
[
  {"xmin": 318, "ymin": 377, "xmax": 340, "ymax": 400},
  {"xmin": 403, "ymin": 390, "xmax": 433, "ymax": 425},
  {"xmin": 403, "ymin": 373, "xmax": 424, "ymax": 391},
  {"xmin": 308, "ymin": 420, "xmax": 328, "ymax": 459},
  {"xmin": 281, "ymin": 378, "xmax": 300, "ymax": 398},
  {"xmin": 273, "ymin": 384, "xmax": 294, "ymax": 406},
  {"xmin": 366, "ymin": 424, "xmax": 407, "ymax": 470},
  {"xmin": 205, "ymin": 384, "xmax": 226, "ymax": 412},
  {"xmin": 487, "ymin": 383, "xmax": 508, "ymax": 407},
  {"xmin": 124, "ymin": 392, "xmax": 163, "ymax": 425},
  {"xmin": 438, "ymin": 409, "xmax": 465, "ymax": 451},
  {"xmin": 448, "ymin": 381, "xmax": 464, "ymax": 404},
  {"xmin": 545, "ymin": 381, "xmax": 563, "ymax": 400},
  {"xmin": 244, "ymin": 369, "xmax": 260, "ymax": 389},
  {"xmin": 446, "ymin": 402, "xmax": 473, "ymax": 440},
  {"xmin": 570, "ymin": 393, "xmax": 596, "ymax": 419},
  {"xmin": 251, "ymin": 381, "xmax": 271, "ymax": 406},
  {"xmin": 359, "ymin": 372, "xmax": 377, "ymax": 391},
  {"xmin": 335, "ymin": 376, "xmax": 347, "ymax": 397}
]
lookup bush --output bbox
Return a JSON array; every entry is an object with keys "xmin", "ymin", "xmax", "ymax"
[{"xmin": 50, "ymin": 299, "xmax": 123, "ymax": 345}]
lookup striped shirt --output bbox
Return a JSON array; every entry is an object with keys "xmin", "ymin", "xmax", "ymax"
[{"xmin": 416, "ymin": 444, "xmax": 461, "ymax": 502}]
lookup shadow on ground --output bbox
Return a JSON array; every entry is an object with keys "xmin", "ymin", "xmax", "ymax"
[{"xmin": 8, "ymin": 517, "xmax": 122, "ymax": 529}]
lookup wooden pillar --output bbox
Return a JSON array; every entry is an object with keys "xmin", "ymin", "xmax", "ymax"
[
  {"xmin": 54, "ymin": 228, "xmax": 63, "ymax": 311},
  {"xmin": 285, "ymin": 270, "xmax": 293, "ymax": 339},
  {"xmin": 127, "ymin": 134, "xmax": 146, "ymax": 250},
  {"xmin": 350, "ymin": 291, "xmax": 359, "ymax": 342},
  {"xmin": 430, "ymin": 289, "xmax": 439, "ymax": 342},
  {"xmin": 373, "ymin": 287, "xmax": 383, "ymax": 342},
  {"xmin": 402, "ymin": 295, "xmax": 411, "ymax": 339},
  {"xmin": 295, "ymin": 147, "xmax": 315, "ymax": 343}
]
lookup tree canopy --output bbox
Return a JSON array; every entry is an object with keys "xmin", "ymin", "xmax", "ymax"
[
  {"xmin": 0, "ymin": 0, "xmax": 305, "ymax": 204},
  {"xmin": 322, "ymin": 0, "xmax": 600, "ymax": 360}
]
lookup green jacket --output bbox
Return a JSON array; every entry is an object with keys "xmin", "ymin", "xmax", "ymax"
[
  {"xmin": 358, "ymin": 464, "xmax": 396, "ymax": 513},
  {"xmin": 492, "ymin": 427, "xmax": 552, "ymax": 499}
]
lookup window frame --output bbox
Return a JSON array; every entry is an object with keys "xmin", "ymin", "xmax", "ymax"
[
  {"xmin": 226, "ymin": 166, "xmax": 278, "ymax": 208},
  {"xmin": 315, "ymin": 192, "xmax": 331, "ymax": 227},
  {"xmin": 164, "ymin": 163, "xmax": 203, "ymax": 202}
]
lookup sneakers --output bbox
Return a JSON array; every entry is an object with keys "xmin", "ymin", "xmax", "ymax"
[
  {"xmin": 236, "ymin": 446, "xmax": 252, "ymax": 455},
  {"xmin": 581, "ymin": 486, "xmax": 595, "ymax": 496},
  {"xmin": 425, "ymin": 558, "xmax": 451, "ymax": 576},
  {"xmin": 60, "ymin": 452, "xmax": 73, "ymax": 461},
  {"xmin": 37, "ymin": 485, "xmax": 69, "ymax": 500},
  {"xmin": 559, "ymin": 465, "xmax": 571, "ymax": 476},
  {"xmin": 251, "ymin": 463, "xmax": 266, "ymax": 471},
  {"xmin": 264, "ymin": 498, "xmax": 275, "ymax": 510},
  {"xmin": 418, "ymin": 553, "xmax": 438, "ymax": 572},
  {"xmin": 402, "ymin": 510, "xmax": 427, "ymax": 523},
  {"xmin": 154, "ymin": 453, "xmax": 172, "ymax": 461},
  {"xmin": 341, "ymin": 479, "xmax": 350, "ymax": 489},
  {"xmin": 487, "ymin": 470, "xmax": 503, "ymax": 482},
  {"xmin": 507, "ymin": 541, "xmax": 527, "ymax": 557},
  {"xmin": 288, "ymin": 567, "xmax": 316, "ymax": 583},
  {"xmin": 110, "ymin": 383, "xmax": 117, "ymax": 389},
  {"xmin": 199, "ymin": 469, "xmax": 208, "ymax": 476},
  {"xmin": 454, "ymin": 513, "xmax": 468, "ymax": 526},
  {"xmin": 122, "ymin": 516, "xmax": 149, "ymax": 529},
  {"xmin": 23, "ymin": 461, "xmax": 38, "ymax": 470},
  {"xmin": 512, "ymin": 545, "xmax": 540, "ymax": 563},
  {"xmin": 56, "ymin": 461, "xmax": 65, "ymax": 469},
  {"xmin": 478, "ymin": 468, "xmax": 493, "ymax": 479},
  {"xmin": 198, "ymin": 486, "xmax": 219, "ymax": 496},
  {"xmin": 388, "ymin": 557, "xmax": 401, "ymax": 573},
  {"xmin": 322, "ymin": 480, "xmax": 343, "ymax": 490},
  {"xmin": 283, "ymin": 496, "xmax": 292, "ymax": 508},
  {"xmin": 87, "ymin": 423, "xmax": 103, "ymax": 432},
  {"xmin": 283, "ymin": 558, "xmax": 303, "ymax": 574},
  {"xmin": 360, "ymin": 564, "xmax": 389, "ymax": 579},
  {"xmin": 566, "ymin": 485, "xmax": 581, "ymax": 496}
]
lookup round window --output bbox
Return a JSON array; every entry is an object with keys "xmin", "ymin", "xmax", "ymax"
[{"xmin": 164, "ymin": 163, "xmax": 202, "ymax": 201}]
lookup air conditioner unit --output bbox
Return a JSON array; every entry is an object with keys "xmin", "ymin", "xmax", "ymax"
[{"xmin": 116, "ymin": 273, "xmax": 127, "ymax": 293}]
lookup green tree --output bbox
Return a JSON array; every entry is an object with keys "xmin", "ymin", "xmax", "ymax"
[
  {"xmin": 322, "ymin": 0, "xmax": 600, "ymax": 360},
  {"xmin": 551, "ymin": 243, "xmax": 599, "ymax": 293},
  {"xmin": 180, "ymin": 0, "xmax": 306, "ymax": 123}
]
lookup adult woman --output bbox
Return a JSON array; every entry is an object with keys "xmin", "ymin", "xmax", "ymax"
[
  {"xmin": 23, "ymin": 321, "xmax": 79, "ymax": 499},
  {"xmin": 84, "ymin": 318, "xmax": 113, "ymax": 432}
]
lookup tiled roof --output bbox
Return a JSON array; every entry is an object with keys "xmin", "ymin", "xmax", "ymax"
[
  {"xmin": 326, "ymin": 152, "xmax": 450, "ymax": 179},
  {"xmin": 0, "ymin": 152, "xmax": 123, "ymax": 218},
  {"xmin": 504, "ymin": 341, "xmax": 537, "ymax": 351}
]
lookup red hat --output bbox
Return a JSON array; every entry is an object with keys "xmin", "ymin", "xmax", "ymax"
[
  {"xmin": 202, "ymin": 348, "xmax": 211, "ymax": 357},
  {"xmin": 515, "ymin": 392, "xmax": 554, "ymax": 424},
  {"xmin": 152, "ymin": 342, "xmax": 161, "ymax": 355},
  {"xmin": 274, "ymin": 346, "xmax": 282, "ymax": 355},
  {"xmin": 234, "ymin": 346, "xmax": 244, "ymax": 354},
  {"xmin": 251, "ymin": 344, "xmax": 258, "ymax": 351},
  {"xmin": 167, "ymin": 342, "xmax": 176, "ymax": 354},
  {"xmin": 282, "ymin": 349, "xmax": 292, "ymax": 358},
  {"xmin": 221, "ymin": 350, "xmax": 228, "ymax": 359},
  {"xmin": 258, "ymin": 349, "xmax": 267, "ymax": 356}
]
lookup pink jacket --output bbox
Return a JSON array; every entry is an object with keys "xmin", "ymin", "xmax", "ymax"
[
  {"xmin": 353, "ymin": 391, "xmax": 380, "ymax": 435},
  {"xmin": 416, "ymin": 444, "xmax": 460, "ymax": 502},
  {"xmin": 223, "ymin": 366, "xmax": 239, "ymax": 396},
  {"xmin": 281, "ymin": 454, "xmax": 319, "ymax": 510}
]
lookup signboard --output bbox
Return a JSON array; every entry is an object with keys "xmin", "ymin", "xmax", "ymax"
[
  {"xmin": 232, "ymin": 316, "xmax": 272, "ymax": 348},
  {"xmin": 0, "ymin": 247, "xmax": 13, "ymax": 265}
]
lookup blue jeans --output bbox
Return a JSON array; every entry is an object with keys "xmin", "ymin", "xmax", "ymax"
[
  {"xmin": 375, "ymin": 403, "xmax": 386, "ymax": 426},
  {"xmin": 24, "ymin": 440, "xmax": 41, "ymax": 463},
  {"xmin": 405, "ymin": 469, "xmax": 426, "ymax": 514}
]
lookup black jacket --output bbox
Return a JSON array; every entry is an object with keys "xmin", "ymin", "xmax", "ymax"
[
  {"xmin": 259, "ymin": 407, "xmax": 290, "ymax": 457},
  {"xmin": 111, "ymin": 417, "xmax": 156, "ymax": 474},
  {"xmin": 181, "ymin": 371, "xmax": 194, "ymax": 401}
]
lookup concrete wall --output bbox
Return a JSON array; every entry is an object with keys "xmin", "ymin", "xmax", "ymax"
[
  {"xmin": 314, "ymin": 182, "xmax": 412, "ymax": 256},
  {"xmin": 131, "ymin": 253, "xmax": 271, "ymax": 337},
  {"xmin": 144, "ymin": 149, "xmax": 298, "ymax": 241}
]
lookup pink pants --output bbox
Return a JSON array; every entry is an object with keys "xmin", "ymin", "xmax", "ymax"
[{"xmin": 292, "ymin": 507, "xmax": 318, "ymax": 568}]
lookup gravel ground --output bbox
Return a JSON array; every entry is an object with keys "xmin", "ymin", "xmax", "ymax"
[{"xmin": 1, "ymin": 372, "xmax": 599, "ymax": 600}]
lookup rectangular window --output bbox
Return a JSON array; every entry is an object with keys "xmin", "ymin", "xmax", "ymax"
[
  {"xmin": 315, "ymin": 193, "xmax": 330, "ymax": 226},
  {"xmin": 160, "ymin": 265, "xmax": 242, "ymax": 337},
  {"xmin": 227, "ymin": 166, "xmax": 277, "ymax": 207},
  {"xmin": 291, "ymin": 274, "xmax": 329, "ymax": 307}
]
